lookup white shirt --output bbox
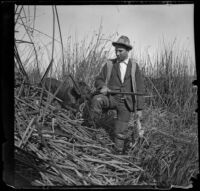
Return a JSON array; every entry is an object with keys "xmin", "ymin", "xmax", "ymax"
[{"xmin": 119, "ymin": 57, "xmax": 129, "ymax": 83}]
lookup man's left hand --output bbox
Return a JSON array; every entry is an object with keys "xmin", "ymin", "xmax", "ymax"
[{"xmin": 100, "ymin": 86, "xmax": 111, "ymax": 95}]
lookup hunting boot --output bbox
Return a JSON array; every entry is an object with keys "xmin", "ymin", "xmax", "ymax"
[
  {"xmin": 114, "ymin": 136, "xmax": 125, "ymax": 154},
  {"xmin": 113, "ymin": 120, "xmax": 129, "ymax": 154}
]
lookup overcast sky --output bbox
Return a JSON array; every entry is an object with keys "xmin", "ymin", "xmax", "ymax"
[{"xmin": 16, "ymin": 4, "xmax": 195, "ymax": 72}]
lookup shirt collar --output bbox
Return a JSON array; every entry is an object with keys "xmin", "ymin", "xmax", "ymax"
[
  {"xmin": 116, "ymin": 57, "xmax": 129, "ymax": 64},
  {"xmin": 123, "ymin": 57, "xmax": 129, "ymax": 65}
]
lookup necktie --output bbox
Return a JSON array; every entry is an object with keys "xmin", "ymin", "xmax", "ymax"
[{"xmin": 120, "ymin": 61, "xmax": 127, "ymax": 83}]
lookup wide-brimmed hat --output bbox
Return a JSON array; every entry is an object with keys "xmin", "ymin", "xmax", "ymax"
[{"xmin": 112, "ymin": 36, "xmax": 132, "ymax": 50}]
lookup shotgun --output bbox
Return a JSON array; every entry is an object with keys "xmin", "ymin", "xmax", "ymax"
[
  {"xmin": 92, "ymin": 90, "xmax": 153, "ymax": 97},
  {"xmin": 107, "ymin": 91, "xmax": 153, "ymax": 97}
]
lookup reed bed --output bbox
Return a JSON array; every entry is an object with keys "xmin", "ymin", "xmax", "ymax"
[
  {"xmin": 14, "ymin": 79, "xmax": 198, "ymax": 187},
  {"xmin": 15, "ymin": 84, "xmax": 144, "ymax": 186}
]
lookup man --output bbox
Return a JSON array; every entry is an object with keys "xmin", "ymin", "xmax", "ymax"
[{"xmin": 90, "ymin": 35, "xmax": 145, "ymax": 154}]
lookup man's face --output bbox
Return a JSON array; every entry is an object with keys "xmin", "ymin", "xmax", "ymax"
[{"xmin": 115, "ymin": 46, "xmax": 129, "ymax": 62}]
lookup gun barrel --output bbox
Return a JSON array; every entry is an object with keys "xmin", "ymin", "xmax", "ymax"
[{"xmin": 108, "ymin": 91, "xmax": 150, "ymax": 96}]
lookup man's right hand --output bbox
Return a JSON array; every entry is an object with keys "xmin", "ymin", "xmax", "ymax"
[{"xmin": 100, "ymin": 86, "xmax": 111, "ymax": 95}]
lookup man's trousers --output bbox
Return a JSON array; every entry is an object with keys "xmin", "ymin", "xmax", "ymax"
[{"xmin": 90, "ymin": 94, "xmax": 132, "ymax": 152}]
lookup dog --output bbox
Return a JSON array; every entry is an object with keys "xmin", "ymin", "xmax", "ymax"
[{"xmin": 42, "ymin": 77, "xmax": 91, "ymax": 110}]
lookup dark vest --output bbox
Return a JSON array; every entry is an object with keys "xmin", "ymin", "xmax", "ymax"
[{"xmin": 107, "ymin": 59, "xmax": 135, "ymax": 111}]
